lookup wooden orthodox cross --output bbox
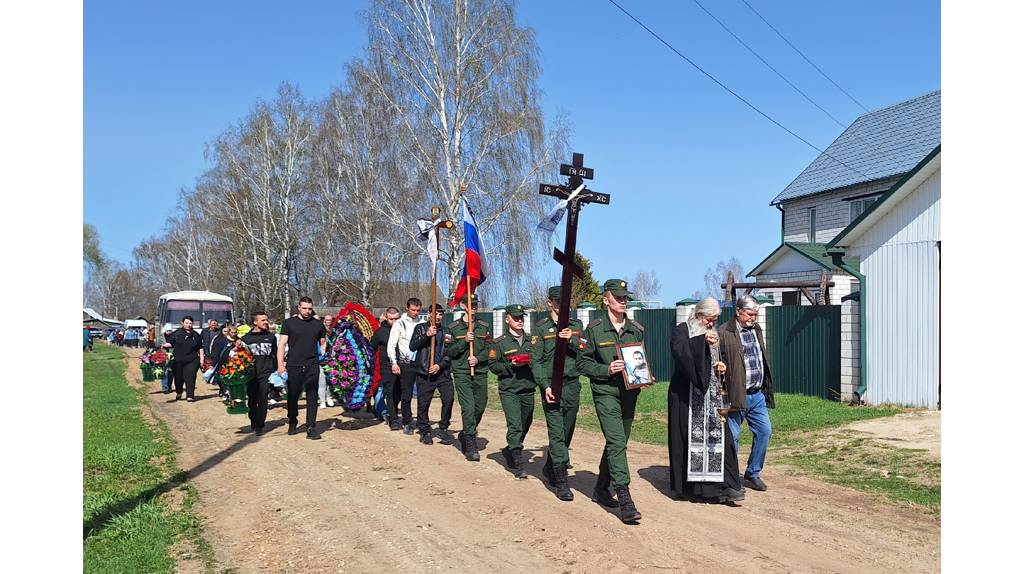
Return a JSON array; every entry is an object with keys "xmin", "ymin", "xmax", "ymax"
[{"xmin": 538, "ymin": 152, "xmax": 611, "ymax": 400}]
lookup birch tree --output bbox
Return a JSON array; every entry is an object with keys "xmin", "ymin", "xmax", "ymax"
[{"xmin": 364, "ymin": 0, "xmax": 569, "ymax": 301}]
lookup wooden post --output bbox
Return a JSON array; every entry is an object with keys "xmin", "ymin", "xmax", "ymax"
[{"xmin": 465, "ymin": 273, "xmax": 475, "ymax": 376}]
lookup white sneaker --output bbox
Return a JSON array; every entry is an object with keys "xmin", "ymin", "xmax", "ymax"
[
  {"xmin": 319, "ymin": 402, "xmax": 327, "ymax": 409},
  {"xmin": 326, "ymin": 397, "xmax": 335, "ymax": 407},
  {"xmin": 268, "ymin": 398, "xmax": 277, "ymax": 406}
]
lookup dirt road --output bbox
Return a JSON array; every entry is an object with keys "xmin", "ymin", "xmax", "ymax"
[{"xmin": 131, "ymin": 355, "xmax": 939, "ymax": 573}]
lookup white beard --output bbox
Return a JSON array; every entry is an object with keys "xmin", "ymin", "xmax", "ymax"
[{"xmin": 687, "ymin": 317, "xmax": 709, "ymax": 338}]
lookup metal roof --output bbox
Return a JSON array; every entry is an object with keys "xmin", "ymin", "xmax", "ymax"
[
  {"xmin": 748, "ymin": 242, "xmax": 860, "ymax": 277},
  {"xmin": 771, "ymin": 90, "xmax": 940, "ymax": 205}
]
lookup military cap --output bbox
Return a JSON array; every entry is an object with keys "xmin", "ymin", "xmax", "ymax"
[
  {"xmin": 461, "ymin": 293, "xmax": 480, "ymax": 305},
  {"xmin": 505, "ymin": 303, "xmax": 526, "ymax": 316},
  {"xmin": 602, "ymin": 278, "xmax": 631, "ymax": 298},
  {"xmin": 547, "ymin": 285, "xmax": 562, "ymax": 300}
]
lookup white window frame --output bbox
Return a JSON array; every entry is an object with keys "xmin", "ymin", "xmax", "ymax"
[{"xmin": 849, "ymin": 195, "xmax": 881, "ymax": 223}]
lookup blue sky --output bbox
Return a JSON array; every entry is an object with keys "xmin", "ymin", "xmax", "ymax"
[{"xmin": 85, "ymin": 0, "xmax": 939, "ymax": 304}]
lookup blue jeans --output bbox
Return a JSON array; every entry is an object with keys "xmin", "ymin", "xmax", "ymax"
[
  {"xmin": 727, "ymin": 389, "xmax": 773, "ymax": 479},
  {"xmin": 161, "ymin": 368, "xmax": 173, "ymax": 392}
]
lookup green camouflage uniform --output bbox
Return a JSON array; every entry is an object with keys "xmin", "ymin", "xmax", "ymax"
[
  {"xmin": 446, "ymin": 315, "xmax": 491, "ymax": 438},
  {"xmin": 530, "ymin": 311, "xmax": 584, "ymax": 469},
  {"xmin": 488, "ymin": 308, "xmax": 538, "ymax": 451}
]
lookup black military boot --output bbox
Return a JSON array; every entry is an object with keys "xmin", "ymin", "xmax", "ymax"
[
  {"xmin": 511, "ymin": 448, "xmax": 527, "ymax": 480},
  {"xmin": 501, "ymin": 446, "xmax": 515, "ymax": 470},
  {"xmin": 542, "ymin": 456, "xmax": 554, "ymax": 485},
  {"xmin": 552, "ymin": 464, "xmax": 573, "ymax": 501},
  {"xmin": 592, "ymin": 472, "xmax": 619, "ymax": 507},
  {"xmin": 463, "ymin": 434, "xmax": 480, "ymax": 462},
  {"xmin": 615, "ymin": 485, "xmax": 641, "ymax": 523}
]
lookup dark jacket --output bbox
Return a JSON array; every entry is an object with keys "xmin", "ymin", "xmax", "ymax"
[
  {"xmin": 371, "ymin": 323, "xmax": 394, "ymax": 369},
  {"xmin": 409, "ymin": 322, "xmax": 451, "ymax": 378},
  {"xmin": 167, "ymin": 328, "xmax": 203, "ymax": 363},
  {"xmin": 718, "ymin": 318, "xmax": 775, "ymax": 409}
]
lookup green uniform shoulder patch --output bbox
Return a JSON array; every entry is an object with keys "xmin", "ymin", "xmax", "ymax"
[
  {"xmin": 448, "ymin": 320, "xmax": 463, "ymax": 330},
  {"xmin": 588, "ymin": 318, "xmax": 603, "ymax": 329},
  {"xmin": 476, "ymin": 319, "xmax": 490, "ymax": 327},
  {"xmin": 492, "ymin": 335, "xmax": 506, "ymax": 343},
  {"xmin": 632, "ymin": 319, "xmax": 645, "ymax": 332}
]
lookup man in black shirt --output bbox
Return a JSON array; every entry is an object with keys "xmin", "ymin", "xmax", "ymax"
[
  {"xmin": 277, "ymin": 297, "xmax": 327, "ymax": 440},
  {"xmin": 409, "ymin": 304, "xmax": 454, "ymax": 445},
  {"xmin": 242, "ymin": 311, "xmax": 277, "ymax": 436},
  {"xmin": 371, "ymin": 307, "xmax": 402, "ymax": 430},
  {"xmin": 164, "ymin": 316, "xmax": 205, "ymax": 402},
  {"xmin": 202, "ymin": 319, "xmax": 220, "ymax": 371}
]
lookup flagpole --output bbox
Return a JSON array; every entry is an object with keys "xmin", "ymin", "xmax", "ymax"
[
  {"xmin": 429, "ymin": 219, "xmax": 440, "ymax": 369},
  {"xmin": 465, "ymin": 273, "xmax": 475, "ymax": 376}
]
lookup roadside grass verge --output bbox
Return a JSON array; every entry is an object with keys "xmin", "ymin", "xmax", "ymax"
[
  {"xmin": 485, "ymin": 375, "xmax": 937, "ymax": 510},
  {"xmin": 84, "ymin": 344, "xmax": 223, "ymax": 573}
]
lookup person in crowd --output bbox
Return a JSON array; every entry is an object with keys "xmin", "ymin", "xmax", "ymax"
[
  {"xmin": 161, "ymin": 327, "xmax": 176, "ymax": 394},
  {"xmin": 410, "ymin": 304, "xmax": 454, "ymax": 445},
  {"xmin": 146, "ymin": 325, "xmax": 156, "ymax": 349},
  {"xmin": 318, "ymin": 314, "xmax": 336, "ymax": 410},
  {"xmin": 83, "ymin": 326, "xmax": 93, "ymax": 352},
  {"xmin": 267, "ymin": 320, "xmax": 282, "ymax": 405},
  {"xmin": 530, "ymin": 286, "xmax": 584, "ymax": 501},
  {"xmin": 718, "ymin": 294, "xmax": 775, "ymax": 492},
  {"xmin": 446, "ymin": 294, "xmax": 491, "ymax": 461},
  {"xmin": 210, "ymin": 324, "xmax": 239, "ymax": 401},
  {"xmin": 576, "ymin": 279, "xmax": 645, "ymax": 523},
  {"xmin": 202, "ymin": 319, "xmax": 220, "ymax": 370},
  {"xmin": 488, "ymin": 304, "xmax": 537, "ymax": 480},
  {"xmin": 163, "ymin": 316, "xmax": 205, "ymax": 402},
  {"xmin": 371, "ymin": 307, "xmax": 402, "ymax": 430},
  {"xmin": 277, "ymin": 297, "xmax": 328, "ymax": 440},
  {"xmin": 386, "ymin": 298, "xmax": 424, "ymax": 435},
  {"xmin": 668, "ymin": 297, "xmax": 743, "ymax": 504},
  {"xmin": 116, "ymin": 329, "xmax": 124, "ymax": 347},
  {"xmin": 124, "ymin": 327, "xmax": 137, "ymax": 348},
  {"xmin": 242, "ymin": 311, "xmax": 277, "ymax": 436}
]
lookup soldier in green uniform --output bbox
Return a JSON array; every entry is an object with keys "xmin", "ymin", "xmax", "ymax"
[
  {"xmin": 576, "ymin": 279, "xmax": 646, "ymax": 523},
  {"xmin": 445, "ymin": 293, "xmax": 491, "ymax": 461},
  {"xmin": 487, "ymin": 304, "xmax": 537, "ymax": 479},
  {"xmin": 530, "ymin": 286, "xmax": 584, "ymax": 501}
]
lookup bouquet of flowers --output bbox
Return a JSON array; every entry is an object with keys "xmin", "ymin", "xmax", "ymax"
[
  {"xmin": 150, "ymin": 349, "xmax": 169, "ymax": 378},
  {"xmin": 323, "ymin": 303, "xmax": 379, "ymax": 410},
  {"xmin": 218, "ymin": 348, "xmax": 255, "ymax": 385}
]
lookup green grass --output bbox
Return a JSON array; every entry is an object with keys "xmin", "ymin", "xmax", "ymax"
[
  {"xmin": 484, "ymin": 374, "xmax": 938, "ymax": 510},
  {"xmin": 83, "ymin": 344, "xmax": 221, "ymax": 573}
]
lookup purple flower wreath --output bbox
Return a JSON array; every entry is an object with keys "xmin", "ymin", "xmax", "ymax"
[{"xmin": 323, "ymin": 320, "xmax": 375, "ymax": 410}]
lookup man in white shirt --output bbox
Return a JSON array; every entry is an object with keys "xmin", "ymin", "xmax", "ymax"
[{"xmin": 387, "ymin": 297, "xmax": 424, "ymax": 434}]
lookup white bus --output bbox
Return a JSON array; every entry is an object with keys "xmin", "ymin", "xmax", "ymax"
[{"xmin": 156, "ymin": 290, "xmax": 235, "ymax": 340}]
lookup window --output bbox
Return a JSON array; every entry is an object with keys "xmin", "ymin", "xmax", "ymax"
[
  {"xmin": 808, "ymin": 207, "xmax": 817, "ymax": 243},
  {"xmin": 849, "ymin": 195, "xmax": 880, "ymax": 222}
]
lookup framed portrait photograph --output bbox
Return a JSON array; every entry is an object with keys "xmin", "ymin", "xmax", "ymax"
[{"xmin": 617, "ymin": 341, "xmax": 654, "ymax": 389}]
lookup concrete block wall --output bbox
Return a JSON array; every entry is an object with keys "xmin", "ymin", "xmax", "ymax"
[{"xmin": 840, "ymin": 298, "xmax": 861, "ymax": 402}]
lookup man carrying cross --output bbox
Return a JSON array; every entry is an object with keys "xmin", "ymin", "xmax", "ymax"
[{"xmin": 531, "ymin": 286, "xmax": 584, "ymax": 501}]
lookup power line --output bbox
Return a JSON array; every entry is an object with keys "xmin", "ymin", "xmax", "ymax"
[
  {"xmin": 738, "ymin": 0, "xmax": 868, "ymax": 112},
  {"xmin": 605, "ymin": 0, "xmax": 870, "ymax": 180},
  {"xmin": 691, "ymin": 0, "xmax": 847, "ymax": 129}
]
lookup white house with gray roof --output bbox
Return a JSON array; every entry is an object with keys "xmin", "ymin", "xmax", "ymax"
[{"xmin": 750, "ymin": 90, "xmax": 940, "ymax": 407}]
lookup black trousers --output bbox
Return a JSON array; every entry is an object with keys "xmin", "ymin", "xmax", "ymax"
[
  {"xmin": 247, "ymin": 374, "xmax": 271, "ymax": 430},
  {"xmin": 416, "ymin": 373, "xmax": 454, "ymax": 435},
  {"xmin": 286, "ymin": 364, "xmax": 320, "ymax": 427},
  {"xmin": 398, "ymin": 364, "xmax": 417, "ymax": 426},
  {"xmin": 174, "ymin": 358, "xmax": 200, "ymax": 398},
  {"xmin": 379, "ymin": 369, "xmax": 400, "ymax": 423}
]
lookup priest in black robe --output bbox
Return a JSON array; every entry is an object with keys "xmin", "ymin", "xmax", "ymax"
[{"xmin": 668, "ymin": 298, "xmax": 744, "ymax": 503}]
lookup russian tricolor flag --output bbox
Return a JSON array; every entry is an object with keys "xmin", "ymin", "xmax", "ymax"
[{"xmin": 450, "ymin": 199, "xmax": 488, "ymax": 306}]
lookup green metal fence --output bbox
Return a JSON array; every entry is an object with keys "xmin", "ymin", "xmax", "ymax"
[
  {"xmin": 765, "ymin": 305, "xmax": 840, "ymax": 400},
  {"xmin": 633, "ymin": 308, "xmax": 677, "ymax": 383}
]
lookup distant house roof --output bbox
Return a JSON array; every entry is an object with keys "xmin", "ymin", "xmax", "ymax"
[
  {"xmin": 83, "ymin": 308, "xmax": 103, "ymax": 320},
  {"xmin": 749, "ymin": 242, "xmax": 860, "ymax": 277},
  {"xmin": 771, "ymin": 90, "xmax": 940, "ymax": 205}
]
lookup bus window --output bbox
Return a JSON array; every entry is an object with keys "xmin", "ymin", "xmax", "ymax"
[
  {"xmin": 165, "ymin": 300, "xmax": 201, "ymax": 325},
  {"xmin": 202, "ymin": 301, "xmax": 234, "ymax": 325}
]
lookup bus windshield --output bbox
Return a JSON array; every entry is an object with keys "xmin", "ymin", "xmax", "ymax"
[
  {"xmin": 164, "ymin": 300, "xmax": 201, "ymax": 325},
  {"xmin": 202, "ymin": 301, "xmax": 234, "ymax": 325}
]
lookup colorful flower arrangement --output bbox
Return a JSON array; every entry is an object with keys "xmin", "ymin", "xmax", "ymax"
[
  {"xmin": 218, "ymin": 348, "xmax": 255, "ymax": 385},
  {"xmin": 324, "ymin": 303, "xmax": 379, "ymax": 410},
  {"xmin": 150, "ymin": 350, "xmax": 169, "ymax": 378}
]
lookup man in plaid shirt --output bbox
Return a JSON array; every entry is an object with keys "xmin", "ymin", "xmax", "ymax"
[{"xmin": 718, "ymin": 295, "xmax": 775, "ymax": 492}]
